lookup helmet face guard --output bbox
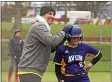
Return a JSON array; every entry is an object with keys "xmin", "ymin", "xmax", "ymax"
[{"xmin": 66, "ymin": 25, "xmax": 83, "ymax": 42}]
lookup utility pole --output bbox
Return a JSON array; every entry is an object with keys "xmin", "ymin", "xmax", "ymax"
[
  {"xmin": 64, "ymin": 1, "xmax": 67, "ymax": 25},
  {"xmin": 50, "ymin": 1, "xmax": 52, "ymax": 6}
]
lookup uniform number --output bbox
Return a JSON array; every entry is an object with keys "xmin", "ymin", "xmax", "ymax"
[{"xmin": 79, "ymin": 62, "xmax": 83, "ymax": 67}]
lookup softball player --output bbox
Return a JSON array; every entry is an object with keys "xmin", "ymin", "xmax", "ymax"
[
  {"xmin": 8, "ymin": 30, "xmax": 24, "ymax": 82},
  {"xmin": 53, "ymin": 25, "xmax": 102, "ymax": 82}
]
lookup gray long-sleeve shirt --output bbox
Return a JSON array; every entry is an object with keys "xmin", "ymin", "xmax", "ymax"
[
  {"xmin": 9, "ymin": 37, "xmax": 23, "ymax": 57},
  {"xmin": 18, "ymin": 22, "xmax": 65, "ymax": 76}
]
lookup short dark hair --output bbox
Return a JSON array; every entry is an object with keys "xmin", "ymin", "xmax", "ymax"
[{"xmin": 14, "ymin": 30, "xmax": 20, "ymax": 36}]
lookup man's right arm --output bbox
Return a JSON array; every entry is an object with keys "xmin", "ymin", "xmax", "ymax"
[
  {"xmin": 51, "ymin": 37, "xmax": 66, "ymax": 53},
  {"xmin": 33, "ymin": 23, "xmax": 66, "ymax": 47}
]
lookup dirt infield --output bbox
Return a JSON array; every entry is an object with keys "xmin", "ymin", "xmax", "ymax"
[
  {"xmin": 1, "ymin": 37, "xmax": 111, "ymax": 42},
  {"xmin": 83, "ymin": 37, "xmax": 111, "ymax": 42}
]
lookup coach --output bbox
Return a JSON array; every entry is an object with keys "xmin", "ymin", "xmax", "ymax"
[{"xmin": 18, "ymin": 6, "xmax": 72, "ymax": 82}]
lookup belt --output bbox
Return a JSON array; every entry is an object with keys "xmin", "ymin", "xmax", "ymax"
[{"xmin": 64, "ymin": 73, "xmax": 86, "ymax": 76}]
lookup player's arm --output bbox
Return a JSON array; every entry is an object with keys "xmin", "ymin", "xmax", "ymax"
[
  {"xmin": 55, "ymin": 64, "xmax": 64, "ymax": 82},
  {"xmin": 85, "ymin": 51, "xmax": 102, "ymax": 73},
  {"xmin": 90, "ymin": 51, "xmax": 102, "ymax": 65},
  {"xmin": 53, "ymin": 46, "xmax": 64, "ymax": 81}
]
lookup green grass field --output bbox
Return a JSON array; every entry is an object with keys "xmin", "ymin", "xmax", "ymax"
[
  {"xmin": 2, "ymin": 40, "xmax": 111, "ymax": 61},
  {"xmin": 2, "ymin": 22, "xmax": 111, "ymax": 39},
  {"xmin": 1, "ymin": 72, "xmax": 111, "ymax": 82},
  {"xmin": 1, "ymin": 60, "xmax": 111, "ymax": 82},
  {"xmin": 1, "ymin": 22, "xmax": 111, "ymax": 82},
  {"xmin": 1, "ymin": 41, "xmax": 111, "ymax": 82}
]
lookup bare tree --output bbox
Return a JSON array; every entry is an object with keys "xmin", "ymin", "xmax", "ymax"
[
  {"xmin": 12, "ymin": 2, "xmax": 22, "ymax": 31},
  {"xmin": 73, "ymin": 1, "xmax": 107, "ymax": 18}
]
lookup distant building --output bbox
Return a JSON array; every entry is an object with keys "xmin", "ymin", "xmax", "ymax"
[
  {"xmin": 27, "ymin": 2, "xmax": 78, "ymax": 16},
  {"xmin": 25, "ymin": 2, "xmax": 91, "ymax": 24}
]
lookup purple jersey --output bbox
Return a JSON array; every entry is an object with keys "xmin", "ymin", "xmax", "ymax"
[{"xmin": 53, "ymin": 42, "xmax": 100, "ymax": 75}]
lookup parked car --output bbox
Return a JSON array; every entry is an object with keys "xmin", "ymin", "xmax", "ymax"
[{"xmin": 75, "ymin": 18, "xmax": 91, "ymax": 24}]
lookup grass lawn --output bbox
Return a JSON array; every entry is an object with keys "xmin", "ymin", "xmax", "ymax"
[
  {"xmin": 43, "ymin": 72, "xmax": 111, "ymax": 82},
  {"xmin": 1, "ymin": 22, "xmax": 111, "ymax": 39},
  {"xmin": 1, "ymin": 22, "xmax": 111, "ymax": 82},
  {"xmin": 2, "ymin": 60, "xmax": 111, "ymax": 82},
  {"xmin": 2, "ymin": 40, "xmax": 111, "ymax": 61},
  {"xmin": 2, "ymin": 72, "xmax": 110, "ymax": 82}
]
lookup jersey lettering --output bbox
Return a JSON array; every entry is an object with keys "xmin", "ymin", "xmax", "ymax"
[
  {"xmin": 79, "ymin": 62, "xmax": 83, "ymax": 67},
  {"xmin": 75, "ymin": 55, "xmax": 82, "ymax": 61},
  {"xmin": 68, "ymin": 55, "xmax": 75, "ymax": 63},
  {"xmin": 68, "ymin": 55, "xmax": 82, "ymax": 63}
]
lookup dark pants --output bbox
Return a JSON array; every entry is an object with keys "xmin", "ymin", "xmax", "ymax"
[
  {"xmin": 64, "ymin": 75, "xmax": 90, "ymax": 82},
  {"xmin": 8, "ymin": 56, "xmax": 20, "ymax": 72},
  {"xmin": 19, "ymin": 74, "xmax": 41, "ymax": 82}
]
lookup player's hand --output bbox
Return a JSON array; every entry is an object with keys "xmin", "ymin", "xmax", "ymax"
[
  {"xmin": 59, "ymin": 80, "xmax": 64, "ymax": 82},
  {"xmin": 84, "ymin": 63, "xmax": 93, "ymax": 73}
]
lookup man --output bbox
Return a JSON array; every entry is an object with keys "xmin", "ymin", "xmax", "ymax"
[
  {"xmin": 18, "ymin": 6, "xmax": 72, "ymax": 82},
  {"xmin": 53, "ymin": 25, "xmax": 102, "ymax": 82},
  {"xmin": 8, "ymin": 30, "xmax": 23, "ymax": 82}
]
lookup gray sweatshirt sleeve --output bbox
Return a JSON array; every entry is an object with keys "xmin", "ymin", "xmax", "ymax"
[
  {"xmin": 32, "ymin": 23, "xmax": 65, "ymax": 47},
  {"xmin": 8, "ymin": 38, "xmax": 15, "ymax": 57}
]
